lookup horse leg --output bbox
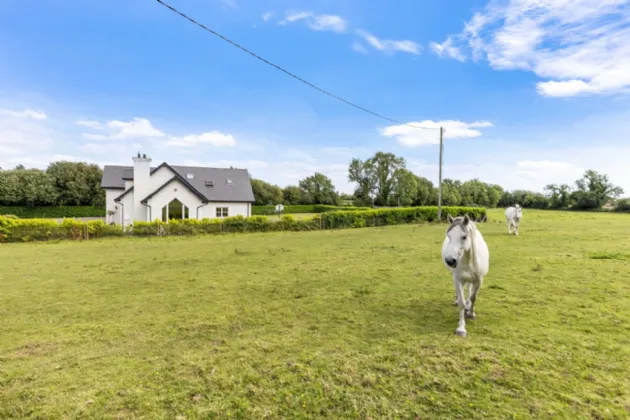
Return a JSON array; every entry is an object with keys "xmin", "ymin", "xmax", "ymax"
[
  {"xmin": 455, "ymin": 279, "xmax": 467, "ymax": 336},
  {"xmin": 507, "ymin": 219, "xmax": 512, "ymax": 234},
  {"xmin": 466, "ymin": 280, "xmax": 483, "ymax": 320},
  {"xmin": 514, "ymin": 221, "xmax": 519, "ymax": 236},
  {"xmin": 465, "ymin": 283, "xmax": 473, "ymax": 311},
  {"xmin": 453, "ymin": 276, "xmax": 459, "ymax": 306}
]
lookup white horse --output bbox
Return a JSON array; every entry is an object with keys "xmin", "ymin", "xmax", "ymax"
[
  {"xmin": 505, "ymin": 204, "xmax": 523, "ymax": 236},
  {"xmin": 442, "ymin": 214, "xmax": 490, "ymax": 337}
]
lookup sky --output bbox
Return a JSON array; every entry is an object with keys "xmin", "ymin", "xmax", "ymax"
[{"xmin": 1, "ymin": 0, "xmax": 629, "ymax": 194}]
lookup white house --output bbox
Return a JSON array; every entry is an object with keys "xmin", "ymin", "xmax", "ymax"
[{"xmin": 101, "ymin": 153, "xmax": 255, "ymax": 227}]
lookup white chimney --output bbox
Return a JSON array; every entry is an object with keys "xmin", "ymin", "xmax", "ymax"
[{"xmin": 132, "ymin": 152, "xmax": 151, "ymax": 222}]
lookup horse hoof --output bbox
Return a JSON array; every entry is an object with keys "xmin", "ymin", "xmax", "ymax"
[
  {"xmin": 455, "ymin": 329, "xmax": 467, "ymax": 337},
  {"xmin": 465, "ymin": 312, "xmax": 476, "ymax": 320}
]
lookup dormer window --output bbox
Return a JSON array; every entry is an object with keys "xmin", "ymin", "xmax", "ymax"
[
  {"xmin": 205, "ymin": 180, "xmax": 214, "ymax": 186},
  {"xmin": 186, "ymin": 173, "xmax": 194, "ymax": 180}
]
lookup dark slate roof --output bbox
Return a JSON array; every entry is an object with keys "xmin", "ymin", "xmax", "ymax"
[{"xmin": 102, "ymin": 163, "xmax": 255, "ymax": 203}]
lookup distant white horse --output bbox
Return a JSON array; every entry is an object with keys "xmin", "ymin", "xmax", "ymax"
[
  {"xmin": 505, "ymin": 204, "xmax": 523, "ymax": 236},
  {"xmin": 442, "ymin": 214, "xmax": 490, "ymax": 337}
]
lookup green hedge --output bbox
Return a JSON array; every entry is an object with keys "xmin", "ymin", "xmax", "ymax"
[
  {"xmin": 0, "ymin": 206, "xmax": 106, "ymax": 219},
  {"xmin": 0, "ymin": 206, "xmax": 486, "ymax": 243},
  {"xmin": 252, "ymin": 204, "xmax": 370, "ymax": 215}
]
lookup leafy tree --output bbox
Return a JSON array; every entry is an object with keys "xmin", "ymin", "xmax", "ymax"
[
  {"xmin": 251, "ymin": 179, "xmax": 283, "ymax": 205},
  {"xmin": 545, "ymin": 184, "xmax": 573, "ymax": 209},
  {"xmin": 390, "ymin": 168, "xmax": 418, "ymax": 206},
  {"xmin": 0, "ymin": 168, "xmax": 58, "ymax": 206},
  {"xmin": 46, "ymin": 161, "xmax": 105, "ymax": 206},
  {"xmin": 571, "ymin": 170, "xmax": 623, "ymax": 209},
  {"xmin": 282, "ymin": 185, "xmax": 302, "ymax": 205},
  {"xmin": 298, "ymin": 172, "xmax": 338, "ymax": 205},
  {"xmin": 486, "ymin": 184, "xmax": 504, "ymax": 208},
  {"xmin": 348, "ymin": 158, "xmax": 376, "ymax": 206},
  {"xmin": 460, "ymin": 179, "xmax": 490, "ymax": 207},
  {"xmin": 440, "ymin": 179, "xmax": 463, "ymax": 206},
  {"xmin": 348, "ymin": 152, "xmax": 406, "ymax": 206},
  {"xmin": 414, "ymin": 176, "xmax": 437, "ymax": 206}
]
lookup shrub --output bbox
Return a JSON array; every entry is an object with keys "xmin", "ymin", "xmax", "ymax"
[
  {"xmin": 0, "ymin": 206, "xmax": 486, "ymax": 243},
  {"xmin": 0, "ymin": 206, "xmax": 105, "ymax": 219},
  {"xmin": 614, "ymin": 199, "xmax": 630, "ymax": 213}
]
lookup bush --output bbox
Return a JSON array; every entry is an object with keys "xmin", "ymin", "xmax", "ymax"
[
  {"xmin": 614, "ymin": 199, "xmax": 630, "ymax": 213},
  {"xmin": 0, "ymin": 206, "xmax": 105, "ymax": 219},
  {"xmin": 0, "ymin": 206, "xmax": 486, "ymax": 243}
]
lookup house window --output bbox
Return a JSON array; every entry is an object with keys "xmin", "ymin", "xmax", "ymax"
[
  {"xmin": 161, "ymin": 198, "xmax": 189, "ymax": 222},
  {"xmin": 226, "ymin": 179, "xmax": 233, "ymax": 184},
  {"xmin": 216, "ymin": 207, "xmax": 228, "ymax": 218},
  {"xmin": 187, "ymin": 173, "xmax": 194, "ymax": 180}
]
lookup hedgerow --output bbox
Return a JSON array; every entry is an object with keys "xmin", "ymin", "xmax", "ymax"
[
  {"xmin": 0, "ymin": 206, "xmax": 485, "ymax": 243},
  {"xmin": 252, "ymin": 204, "xmax": 370, "ymax": 215},
  {"xmin": 0, "ymin": 206, "xmax": 106, "ymax": 219}
]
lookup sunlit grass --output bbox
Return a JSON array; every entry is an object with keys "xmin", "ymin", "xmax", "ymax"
[{"xmin": 1, "ymin": 209, "xmax": 629, "ymax": 418}]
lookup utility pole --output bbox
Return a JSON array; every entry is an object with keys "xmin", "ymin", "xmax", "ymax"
[{"xmin": 437, "ymin": 126, "xmax": 444, "ymax": 221}]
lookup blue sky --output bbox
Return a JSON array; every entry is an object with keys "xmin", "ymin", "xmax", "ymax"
[{"xmin": 1, "ymin": 0, "xmax": 629, "ymax": 194}]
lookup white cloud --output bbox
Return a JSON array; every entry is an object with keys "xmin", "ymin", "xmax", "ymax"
[
  {"xmin": 0, "ymin": 108, "xmax": 47, "ymax": 120},
  {"xmin": 262, "ymin": 11, "xmax": 274, "ymax": 22},
  {"xmin": 356, "ymin": 30, "xmax": 421, "ymax": 55},
  {"xmin": 280, "ymin": 11, "xmax": 348, "ymax": 33},
  {"xmin": 82, "ymin": 133, "xmax": 108, "ymax": 140},
  {"xmin": 380, "ymin": 120, "xmax": 493, "ymax": 147},
  {"xmin": 0, "ymin": 111, "xmax": 54, "ymax": 159},
  {"xmin": 431, "ymin": 0, "xmax": 630, "ymax": 97},
  {"xmin": 4, "ymin": 154, "xmax": 96, "ymax": 169},
  {"xmin": 430, "ymin": 37, "xmax": 465, "ymax": 61},
  {"xmin": 167, "ymin": 131, "xmax": 237, "ymax": 148},
  {"xmin": 517, "ymin": 160, "xmax": 573, "ymax": 170},
  {"xmin": 220, "ymin": 0, "xmax": 237, "ymax": 10},
  {"xmin": 77, "ymin": 117, "xmax": 165, "ymax": 140},
  {"xmin": 108, "ymin": 118, "xmax": 164, "ymax": 139},
  {"xmin": 352, "ymin": 41, "xmax": 368, "ymax": 54},
  {"xmin": 75, "ymin": 120, "xmax": 103, "ymax": 129}
]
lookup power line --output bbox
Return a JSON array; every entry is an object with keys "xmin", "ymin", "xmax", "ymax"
[{"xmin": 155, "ymin": 0, "xmax": 439, "ymax": 131}]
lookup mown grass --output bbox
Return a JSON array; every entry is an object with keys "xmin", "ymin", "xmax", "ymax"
[{"xmin": 1, "ymin": 209, "xmax": 629, "ymax": 419}]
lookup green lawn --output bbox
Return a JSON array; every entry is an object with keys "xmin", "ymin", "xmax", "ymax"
[
  {"xmin": 263, "ymin": 212, "xmax": 318, "ymax": 221},
  {"xmin": 1, "ymin": 209, "xmax": 629, "ymax": 418}
]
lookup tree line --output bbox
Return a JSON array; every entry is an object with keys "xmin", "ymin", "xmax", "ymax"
[
  {"xmin": 252, "ymin": 152, "xmax": 625, "ymax": 211},
  {"xmin": 0, "ymin": 162, "xmax": 105, "ymax": 207},
  {"xmin": 0, "ymin": 153, "xmax": 625, "ymax": 211}
]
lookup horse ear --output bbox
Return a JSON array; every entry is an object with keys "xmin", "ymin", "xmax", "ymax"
[
  {"xmin": 463, "ymin": 214, "xmax": 470, "ymax": 225},
  {"xmin": 447, "ymin": 214, "xmax": 454, "ymax": 223}
]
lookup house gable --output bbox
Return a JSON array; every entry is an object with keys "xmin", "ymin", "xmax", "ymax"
[{"xmin": 141, "ymin": 175, "xmax": 208, "ymax": 204}]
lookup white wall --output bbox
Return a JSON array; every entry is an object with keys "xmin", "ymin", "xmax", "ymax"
[
  {"xmin": 119, "ymin": 191, "xmax": 136, "ymax": 228},
  {"xmin": 105, "ymin": 189, "xmax": 122, "ymax": 224},
  {"xmin": 146, "ymin": 179, "xmax": 204, "ymax": 221},
  {"xmin": 148, "ymin": 165, "xmax": 176, "ymax": 190},
  {"xmin": 200, "ymin": 202, "xmax": 250, "ymax": 219},
  {"xmin": 132, "ymin": 156, "xmax": 152, "ymax": 222},
  {"xmin": 124, "ymin": 180, "xmax": 134, "ymax": 190}
]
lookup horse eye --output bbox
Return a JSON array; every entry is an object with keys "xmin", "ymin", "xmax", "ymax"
[{"xmin": 462, "ymin": 235, "xmax": 468, "ymax": 240}]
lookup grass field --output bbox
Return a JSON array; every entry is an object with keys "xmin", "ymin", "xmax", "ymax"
[
  {"xmin": 263, "ymin": 212, "xmax": 318, "ymax": 221},
  {"xmin": 1, "ymin": 209, "xmax": 629, "ymax": 418}
]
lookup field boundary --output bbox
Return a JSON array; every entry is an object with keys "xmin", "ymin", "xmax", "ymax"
[{"xmin": 0, "ymin": 206, "xmax": 486, "ymax": 243}]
